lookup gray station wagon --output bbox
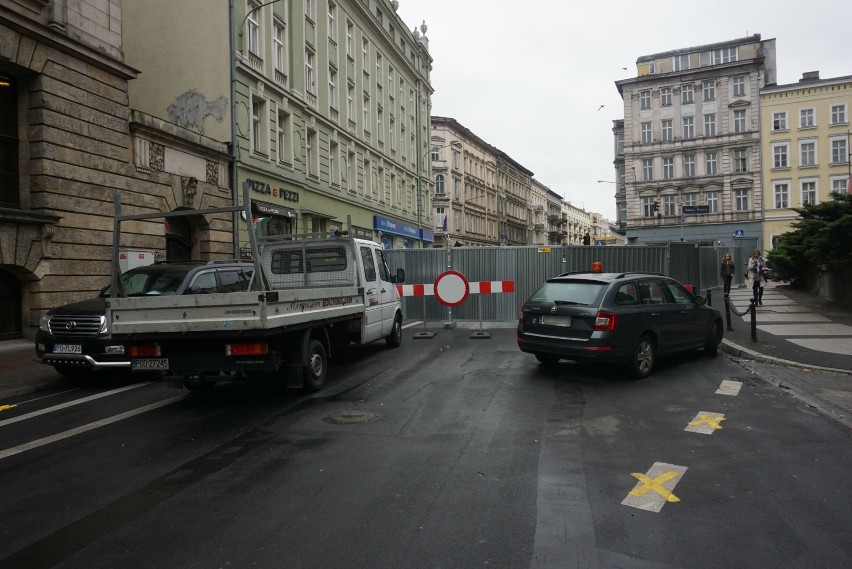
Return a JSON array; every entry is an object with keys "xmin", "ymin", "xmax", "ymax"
[{"xmin": 516, "ymin": 271, "xmax": 724, "ymax": 378}]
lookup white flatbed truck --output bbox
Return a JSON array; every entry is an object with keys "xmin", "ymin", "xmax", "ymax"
[{"xmin": 105, "ymin": 194, "xmax": 404, "ymax": 392}]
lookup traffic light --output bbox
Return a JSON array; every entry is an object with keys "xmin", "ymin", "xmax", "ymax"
[{"xmin": 653, "ymin": 200, "xmax": 660, "ymax": 213}]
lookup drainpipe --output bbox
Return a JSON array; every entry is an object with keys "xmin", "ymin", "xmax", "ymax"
[{"xmin": 229, "ymin": 0, "xmax": 240, "ymax": 258}]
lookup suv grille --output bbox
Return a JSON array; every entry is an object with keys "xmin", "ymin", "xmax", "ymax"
[{"xmin": 49, "ymin": 315, "xmax": 104, "ymax": 337}]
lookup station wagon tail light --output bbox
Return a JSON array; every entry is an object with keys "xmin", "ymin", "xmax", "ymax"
[
  {"xmin": 226, "ymin": 343, "xmax": 269, "ymax": 356},
  {"xmin": 593, "ymin": 310, "xmax": 618, "ymax": 332},
  {"xmin": 129, "ymin": 344, "xmax": 161, "ymax": 357}
]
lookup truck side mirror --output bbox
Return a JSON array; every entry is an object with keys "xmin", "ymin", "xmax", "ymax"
[{"xmin": 395, "ymin": 268, "xmax": 405, "ymax": 284}]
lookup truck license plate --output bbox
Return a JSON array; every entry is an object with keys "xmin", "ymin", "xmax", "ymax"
[
  {"xmin": 54, "ymin": 344, "xmax": 82, "ymax": 354},
  {"xmin": 132, "ymin": 358, "xmax": 169, "ymax": 370}
]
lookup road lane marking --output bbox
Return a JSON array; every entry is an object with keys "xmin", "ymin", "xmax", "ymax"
[
  {"xmin": 0, "ymin": 404, "xmax": 18, "ymax": 413},
  {"xmin": 716, "ymin": 380, "xmax": 742, "ymax": 396},
  {"xmin": 0, "ymin": 382, "xmax": 156, "ymax": 428},
  {"xmin": 686, "ymin": 412, "xmax": 726, "ymax": 434},
  {"xmin": 402, "ymin": 321, "xmax": 422, "ymax": 329},
  {"xmin": 0, "ymin": 394, "xmax": 188, "ymax": 460},
  {"xmin": 621, "ymin": 462, "xmax": 687, "ymax": 512}
]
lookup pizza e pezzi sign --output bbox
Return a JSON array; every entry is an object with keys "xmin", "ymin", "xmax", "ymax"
[{"xmin": 244, "ymin": 179, "xmax": 299, "ymax": 203}]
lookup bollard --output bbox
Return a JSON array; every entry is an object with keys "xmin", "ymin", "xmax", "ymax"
[
  {"xmin": 749, "ymin": 298, "xmax": 757, "ymax": 342},
  {"xmin": 706, "ymin": 288, "xmax": 712, "ymax": 307},
  {"xmin": 724, "ymin": 295, "xmax": 733, "ymax": 331}
]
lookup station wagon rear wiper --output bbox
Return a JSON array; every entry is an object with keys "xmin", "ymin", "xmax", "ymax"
[{"xmin": 554, "ymin": 300, "xmax": 587, "ymax": 306}]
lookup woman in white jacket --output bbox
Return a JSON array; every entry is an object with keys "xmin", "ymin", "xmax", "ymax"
[{"xmin": 746, "ymin": 249, "xmax": 767, "ymax": 305}]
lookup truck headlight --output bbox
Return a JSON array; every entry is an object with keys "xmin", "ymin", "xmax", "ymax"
[{"xmin": 99, "ymin": 316, "xmax": 109, "ymax": 335}]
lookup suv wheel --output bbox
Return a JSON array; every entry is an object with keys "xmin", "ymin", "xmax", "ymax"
[
  {"xmin": 628, "ymin": 334, "xmax": 655, "ymax": 379},
  {"xmin": 705, "ymin": 321, "xmax": 722, "ymax": 357}
]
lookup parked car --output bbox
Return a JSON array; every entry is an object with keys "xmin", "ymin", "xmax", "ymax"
[
  {"xmin": 516, "ymin": 271, "xmax": 724, "ymax": 378},
  {"xmin": 36, "ymin": 260, "xmax": 254, "ymax": 378}
]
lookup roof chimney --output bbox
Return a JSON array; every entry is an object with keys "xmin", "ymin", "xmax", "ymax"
[{"xmin": 800, "ymin": 71, "xmax": 820, "ymax": 82}]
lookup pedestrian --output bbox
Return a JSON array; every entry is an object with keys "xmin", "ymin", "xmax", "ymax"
[
  {"xmin": 746, "ymin": 249, "xmax": 767, "ymax": 306},
  {"xmin": 583, "ymin": 232, "xmax": 591, "ymax": 246},
  {"xmin": 720, "ymin": 252, "xmax": 735, "ymax": 297}
]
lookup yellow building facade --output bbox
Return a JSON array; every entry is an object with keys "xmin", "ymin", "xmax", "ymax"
[{"xmin": 760, "ymin": 73, "xmax": 852, "ymax": 251}]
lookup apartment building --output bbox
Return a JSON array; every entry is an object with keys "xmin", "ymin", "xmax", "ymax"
[
  {"xmin": 760, "ymin": 72, "xmax": 852, "ymax": 250},
  {"xmin": 124, "ymin": 0, "xmax": 434, "ymax": 253},
  {"xmin": 614, "ymin": 34, "xmax": 776, "ymax": 250}
]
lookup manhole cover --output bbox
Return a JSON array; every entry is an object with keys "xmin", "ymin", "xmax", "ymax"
[{"xmin": 323, "ymin": 409, "xmax": 382, "ymax": 424}]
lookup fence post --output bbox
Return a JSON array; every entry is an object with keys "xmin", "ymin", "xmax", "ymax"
[
  {"xmin": 413, "ymin": 295, "xmax": 436, "ymax": 339},
  {"xmin": 724, "ymin": 295, "xmax": 733, "ymax": 331},
  {"xmin": 749, "ymin": 298, "xmax": 757, "ymax": 342},
  {"xmin": 470, "ymin": 294, "xmax": 491, "ymax": 339}
]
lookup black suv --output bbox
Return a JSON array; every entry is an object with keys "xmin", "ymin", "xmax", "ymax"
[
  {"xmin": 36, "ymin": 261, "xmax": 254, "ymax": 377},
  {"xmin": 517, "ymin": 271, "xmax": 723, "ymax": 378}
]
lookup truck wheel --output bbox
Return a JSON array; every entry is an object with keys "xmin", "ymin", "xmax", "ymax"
[
  {"xmin": 385, "ymin": 314, "xmax": 402, "ymax": 348},
  {"xmin": 303, "ymin": 339, "xmax": 328, "ymax": 393},
  {"xmin": 54, "ymin": 365, "xmax": 92, "ymax": 379}
]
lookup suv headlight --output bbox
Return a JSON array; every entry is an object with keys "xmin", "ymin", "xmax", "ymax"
[{"xmin": 39, "ymin": 314, "xmax": 51, "ymax": 332}]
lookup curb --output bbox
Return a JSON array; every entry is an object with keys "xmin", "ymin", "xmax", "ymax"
[{"xmin": 720, "ymin": 338, "xmax": 852, "ymax": 376}]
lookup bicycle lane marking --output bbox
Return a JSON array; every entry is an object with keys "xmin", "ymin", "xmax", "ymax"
[{"xmin": 0, "ymin": 394, "xmax": 189, "ymax": 461}]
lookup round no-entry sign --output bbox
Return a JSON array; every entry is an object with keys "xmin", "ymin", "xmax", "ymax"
[{"xmin": 433, "ymin": 270, "xmax": 470, "ymax": 307}]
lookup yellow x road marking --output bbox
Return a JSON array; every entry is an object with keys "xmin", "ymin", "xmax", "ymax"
[
  {"xmin": 629, "ymin": 471, "xmax": 681, "ymax": 502},
  {"xmin": 0, "ymin": 404, "xmax": 17, "ymax": 413},
  {"xmin": 689, "ymin": 414, "xmax": 726, "ymax": 430}
]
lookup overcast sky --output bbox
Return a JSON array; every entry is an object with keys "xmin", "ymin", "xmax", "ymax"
[{"xmin": 394, "ymin": 0, "xmax": 852, "ymax": 220}]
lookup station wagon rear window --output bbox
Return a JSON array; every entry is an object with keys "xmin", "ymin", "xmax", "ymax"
[{"xmin": 530, "ymin": 281, "xmax": 606, "ymax": 306}]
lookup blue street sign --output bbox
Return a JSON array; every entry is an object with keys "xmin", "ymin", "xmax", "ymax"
[{"xmin": 733, "ymin": 229, "xmax": 744, "ymax": 239}]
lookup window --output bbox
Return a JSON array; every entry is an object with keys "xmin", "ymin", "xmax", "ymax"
[
  {"xmin": 733, "ymin": 109, "xmax": 746, "ymax": 133},
  {"xmin": 327, "ymin": 1, "xmax": 336, "ymax": 41},
  {"xmin": 376, "ymin": 53, "xmax": 383, "ymax": 84},
  {"xmin": 305, "ymin": 0, "xmax": 314, "ymax": 20},
  {"xmin": 640, "ymin": 90, "xmax": 651, "ymax": 109},
  {"xmin": 642, "ymin": 196, "xmax": 656, "ymax": 217},
  {"xmin": 435, "ymin": 174, "xmax": 445, "ymax": 194},
  {"xmin": 800, "ymin": 108, "xmax": 815, "ymax": 128},
  {"xmin": 346, "ymin": 19, "xmax": 353, "ymax": 57},
  {"xmin": 663, "ymin": 157, "xmax": 674, "ymax": 179},
  {"xmin": 713, "ymin": 47, "xmax": 737, "ymax": 64},
  {"xmin": 362, "ymin": 92, "xmax": 370, "ymax": 131},
  {"xmin": 831, "ymin": 136, "xmax": 848, "ymax": 164},
  {"xmin": 247, "ymin": 1, "xmax": 260, "ymax": 55},
  {"xmin": 734, "ymin": 189, "xmax": 749, "ymax": 211},
  {"xmin": 707, "ymin": 191, "xmax": 719, "ymax": 213},
  {"xmin": 663, "ymin": 195, "xmax": 675, "ymax": 216},
  {"xmin": 329, "ymin": 141, "xmax": 339, "ymax": 185},
  {"xmin": 683, "ymin": 193, "xmax": 697, "ymax": 207},
  {"xmin": 705, "ymin": 151, "xmax": 717, "ymax": 175},
  {"xmin": 734, "ymin": 148, "xmax": 748, "ymax": 173},
  {"xmin": 305, "ymin": 48, "xmax": 315, "ymax": 93},
  {"xmin": 683, "ymin": 154, "xmax": 695, "ymax": 177},
  {"xmin": 661, "ymin": 119, "xmax": 672, "ymax": 141},
  {"xmin": 277, "ymin": 109, "xmax": 292, "ymax": 164},
  {"xmin": 800, "ymin": 141, "xmax": 816, "ymax": 167},
  {"xmin": 832, "ymin": 177, "xmax": 848, "ymax": 193},
  {"xmin": 376, "ymin": 106, "xmax": 383, "ymax": 141},
  {"xmin": 682, "ymin": 116, "xmax": 694, "ymax": 139},
  {"xmin": 363, "ymin": 158, "xmax": 371, "ymax": 197},
  {"xmin": 251, "ymin": 96, "xmax": 267, "ymax": 155},
  {"xmin": 362, "ymin": 38, "xmax": 369, "ymax": 68},
  {"xmin": 641, "ymin": 122, "xmax": 652, "ymax": 144},
  {"xmin": 681, "ymin": 84, "xmax": 694, "ymax": 104},
  {"xmin": 273, "ymin": 20, "xmax": 287, "ymax": 78},
  {"xmin": 0, "ymin": 76, "xmax": 19, "ymax": 208},
  {"xmin": 306, "ymin": 129, "xmax": 317, "ymax": 176},
  {"xmin": 773, "ymin": 143, "xmax": 788, "ymax": 168},
  {"xmin": 617, "ymin": 133, "xmax": 624, "ymax": 154},
  {"xmin": 359, "ymin": 247, "xmax": 377, "ymax": 282},
  {"xmin": 660, "ymin": 87, "xmax": 672, "ymax": 106},
  {"xmin": 774, "ymin": 182, "xmax": 789, "ymax": 209},
  {"xmin": 642, "ymin": 158, "xmax": 653, "ymax": 181},
  {"xmin": 389, "ymin": 117, "xmax": 395, "ymax": 151},
  {"xmin": 801, "ymin": 181, "xmax": 817, "ymax": 205},
  {"xmin": 400, "ymin": 124, "xmax": 406, "ymax": 158},
  {"xmin": 347, "ymin": 150, "xmax": 355, "ymax": 192},
  {"xmin": 346, "ymin": 82, "xmax": 354, "ymax": 122},
  {"xmin": 673, "ymin": 54, "xmax": 689, "ymax": 71},
  {"xmin": 328, "ymin": 66, "xmax": 337, "ymax": 109},
  {"xmin": 831, "ymin": 104, "xmax": 847, "ymax": 125},
  {"xmin": 732, "ymin": 76, "xmax": 746, "ymax": 97},
  {"xmin": 702, "ymin": 80, "xmax": 715, "ymax": 101},
  {"xmin": 431, "ymin": 146, "xmax": 440, "ymax": 161},
  {"xmin": 387, "ymin": 66, "xmax": 394, "ymax": 95},
  {"xmin": 704, "ymin": 113, "xmax": 716, "ymax": 136},
  {"xmin": 772, "ymin": 112, "xmax": 787, "ymax": 131}
]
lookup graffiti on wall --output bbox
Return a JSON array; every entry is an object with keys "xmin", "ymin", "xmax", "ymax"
[{"xmin": 167, "ymin": 90, "xmax": 227, "ymax": 135}]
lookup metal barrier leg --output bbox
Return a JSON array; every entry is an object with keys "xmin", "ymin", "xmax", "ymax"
[
  {"xmin": 414, "ymin": 295, "xmax": 436, "ymax": 339},
  {"xmin": 470, "ymin": 295, "xmax": 491, "ymax": 339}
]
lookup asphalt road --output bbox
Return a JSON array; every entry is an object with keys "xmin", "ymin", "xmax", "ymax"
[{"xmin": 0, "ymin": 325, "xmax": 850, "ymax": 568}]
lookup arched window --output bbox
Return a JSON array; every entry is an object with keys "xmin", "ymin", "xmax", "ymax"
[
  {"xmin": 165, "ymin": 216, "xmax": 193, "ymax": 261},
  {"xmin": 435, "ymin": 174, "xmax": 445, "ymax": 194}
]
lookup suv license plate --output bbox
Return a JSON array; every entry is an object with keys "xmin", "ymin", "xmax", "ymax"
[
  {"xmin": 54, "ymin": 344, "xmax": 82, "ymax": 354},
  {"xmin": 132, "ymin": 358, "xmax": 169, "ymax": 370}
]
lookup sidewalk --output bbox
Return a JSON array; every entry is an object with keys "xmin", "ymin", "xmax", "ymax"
[{"xmin": 2, "ymin": 284, "xmax": 851, "ymax": 425}]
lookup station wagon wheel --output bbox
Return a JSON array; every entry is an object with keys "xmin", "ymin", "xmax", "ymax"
[
  {"xmin": 628, "ymin": 334, "xmax": 655, "ymax": 379},
  {"xmin": 386, "ymin": 313, "xmax": 402, "ymax": 348},
  {"xmin": 303, "ymin": 339, "xmax": 328, "ymax": 393},
  {"xmin": 534, "ymin": 353, "xmax": 560, "ymax": 366},
  {"xmin": 705, "ymin": 321, "xmax": 722, "ymax": 357}
]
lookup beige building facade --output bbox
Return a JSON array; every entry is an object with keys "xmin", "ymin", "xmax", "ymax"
[{"xmin": 760, "ymin": 72, "xmax": 852, "ymax": 250}]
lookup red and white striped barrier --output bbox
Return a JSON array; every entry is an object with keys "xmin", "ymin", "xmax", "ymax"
[{"xmin": 396, "ymin": 270, "xmax": 514, "ymax": 307}]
